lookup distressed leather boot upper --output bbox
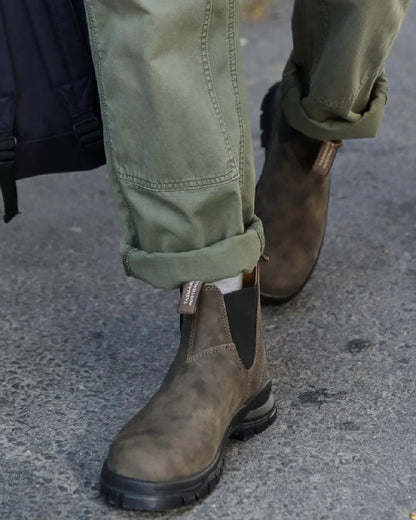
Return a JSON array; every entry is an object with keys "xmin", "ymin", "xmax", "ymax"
[
  {"xmin": 255, "ymin": 83, "xmax": 342, "ymax": 304},
  {"xmin": 100, "ymin": 267, "xmax": 276, "ymax": 511}
]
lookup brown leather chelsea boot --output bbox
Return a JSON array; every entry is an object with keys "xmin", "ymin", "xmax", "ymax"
[
  {"xmin": 100, "ymin": 266, "xmax": 276, "ymax": 511},
  {"xmin": 255, "ymin": 83, "xmax": 342, "ymax": 304}
]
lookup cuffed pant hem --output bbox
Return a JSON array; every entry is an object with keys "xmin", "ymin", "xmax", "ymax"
[
  {"xmin": 281, "ymin": 61, "xmax": 388, "ymax": 141},
  {"xmin": 121, "ymin": 216, "xmax": 264, "ymax": 290}
]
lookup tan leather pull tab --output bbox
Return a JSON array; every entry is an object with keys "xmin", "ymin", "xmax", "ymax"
[
  {"xmin": 178, "ymin": 281, "xmax": 203, "ymax": 315},
  {"xmin": 312, "ymin": 140, "xmax": 343, "ymax": 176}
]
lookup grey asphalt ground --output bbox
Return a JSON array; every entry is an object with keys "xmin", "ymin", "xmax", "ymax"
[{"xmin": 1, "ymin": 2, "xmax": 416, "ymax": 519}]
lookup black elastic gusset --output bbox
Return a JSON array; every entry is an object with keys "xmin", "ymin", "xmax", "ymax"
[{"xmin": 224, "ymin": 286, "xmax": 257, "ymax": 370}]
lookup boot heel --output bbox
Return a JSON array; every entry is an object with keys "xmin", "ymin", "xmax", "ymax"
[
  {"xmin": 260, "ymin": 82, "xmax": 281, "ymax": 150},
  {"xmin": 230, "ymin": 381, "xmax": 277, "ymax": 442}
]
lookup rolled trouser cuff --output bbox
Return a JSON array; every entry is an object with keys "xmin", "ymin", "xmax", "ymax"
[
  {"xmin": 281, "ymin": 58, "xmax": 388, "ymax": 141},
  {"xmin": 121, "ymin": 216, "xmax": 264, "ymax": 290}
]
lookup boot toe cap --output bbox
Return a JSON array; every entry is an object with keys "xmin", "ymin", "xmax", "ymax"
[{"xmin": 107, "ymin": 434, "xmax": 179, "ymax": 482}]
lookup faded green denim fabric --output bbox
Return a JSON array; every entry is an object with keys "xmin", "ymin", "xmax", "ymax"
[
  {"xmin": 83, "ymin": 0, "xmax": 408, "ymax": 289},
  {"xmin": 282, "ymin": 0, "xmax": 410, "ymax": 140}
]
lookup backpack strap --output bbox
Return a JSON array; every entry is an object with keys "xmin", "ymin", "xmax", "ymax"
[
  {"xmin": 0, "ymin": 3, "xmax": 19, "ymax": 223},
  {"xmin": 24, "ymin": 0, "xmax": 103, "ymax": 151}
]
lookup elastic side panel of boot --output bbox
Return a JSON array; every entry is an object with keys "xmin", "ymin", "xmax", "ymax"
[{"xmin": 224, "ymin": 286, "xmax": 257, "ymax": 370}]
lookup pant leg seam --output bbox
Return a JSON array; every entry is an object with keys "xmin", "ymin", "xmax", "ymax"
[
  {"xmin": 227, "ymin": 0, "xmax": 245, "ymax": 187},
  {"xmin": 116, "ymin": 169, "xmax": 239, "ymax": 191},
  {"xmin": 201, "ymin": 0, "xmax": 238, "ymax": 175},
  {"xmin": 84, "ymin": 1, "xmax": 136, "ymax": 236},
  {"xmin": 82, "ymin": 4, "xmax": 114, "ymax": 161}
]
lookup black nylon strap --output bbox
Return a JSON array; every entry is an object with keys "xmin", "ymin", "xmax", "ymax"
[
  {"xmin": 0, "ymin": 133, "xmax": 18, "ymax": 223},
  {"xmin": 0, "ymin": 4, "xmax": 18, "ymax": 223}
]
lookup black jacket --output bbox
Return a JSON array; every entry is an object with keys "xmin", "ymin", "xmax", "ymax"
[{"xmin": 0, "ymin": 0, "xmax": 105, "ymax": 223}]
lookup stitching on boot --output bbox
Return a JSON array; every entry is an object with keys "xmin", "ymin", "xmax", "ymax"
[
  {"xmin": 247, "ymin": 371, "xmax": 253, "ymax": 403},
  {"xmin": 188, "ymin": 343, "xmax": 244, "ymax": 370},
  {"xmin": 244, "ymin": 298, "xmax": 267, "ymax": 400},
  {"xmin": 186, "ymin": 308, "xmax": 199, "ymax": 362},
  {"xmin": 203, "ymin": 286, "xmax": 233, "ymax": 344}
]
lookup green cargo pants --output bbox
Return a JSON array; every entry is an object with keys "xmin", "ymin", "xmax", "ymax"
[{"xmin": 83, "ymin": 0, "xmax": 408, "ymax": 290}]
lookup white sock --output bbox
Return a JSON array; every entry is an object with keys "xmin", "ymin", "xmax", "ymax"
[{"xmin": 212, "ymin": 274, "xmax": 243, "ymax": 295}]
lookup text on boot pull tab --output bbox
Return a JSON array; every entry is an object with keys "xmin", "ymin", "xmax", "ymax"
[
  {"xmin": 178, "ymin": 281, "xmax": 204, "ymax": 315},
  {"xmin": 312, "ymin": 140, "xmax": 343, "ymax": 176}
]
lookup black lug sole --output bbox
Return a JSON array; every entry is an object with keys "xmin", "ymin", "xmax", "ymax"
[{"xmin": 100, "ymin": 380, "xmax": 276, "ymax": 512}]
